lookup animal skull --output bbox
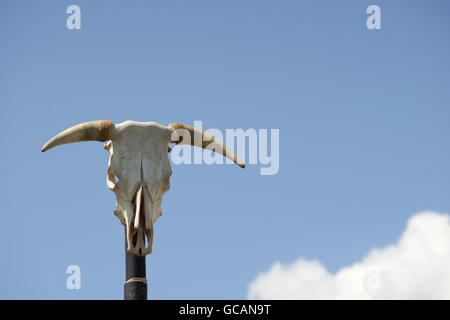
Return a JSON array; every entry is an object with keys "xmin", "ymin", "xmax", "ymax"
[{"xmin": 42, "ymin": 120, "xmax": 244, "ymax": 256}]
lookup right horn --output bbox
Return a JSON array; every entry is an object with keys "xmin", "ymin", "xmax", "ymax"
[
  {"xmin": 168, "ymin": 123, "xmax": 245, "ymax": 168},
  {"xmin": 41, "ymin": 120, "xmax": 114, "ymax": 152}
]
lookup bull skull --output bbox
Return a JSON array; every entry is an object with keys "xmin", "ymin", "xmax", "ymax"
[{"xmin": 42, "ymin": 120, "xmax": 244, "ymax": 256}]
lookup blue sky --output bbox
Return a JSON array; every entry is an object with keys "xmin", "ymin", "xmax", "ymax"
[{"xmin": 1, "ymin": 0, "xmax": 449, "ymax": 299}]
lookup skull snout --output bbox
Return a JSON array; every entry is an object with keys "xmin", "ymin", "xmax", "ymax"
[{"xmin": 125, "ymin": 185, "xmax": 153, "ymax": 256}]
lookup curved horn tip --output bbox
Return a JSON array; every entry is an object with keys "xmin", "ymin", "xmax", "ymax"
[
  {"xmin": 41, "ymin": 143, "xmax": 51, "ymax": 152},
  {"xmin": 40, "ymin": 120, "xmax": 114, "ymax": 153}
]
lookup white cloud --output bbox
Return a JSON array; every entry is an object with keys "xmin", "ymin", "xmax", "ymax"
[{"xmin": 248, "ymin": 211, "xmax": 450, "ymax": 299}]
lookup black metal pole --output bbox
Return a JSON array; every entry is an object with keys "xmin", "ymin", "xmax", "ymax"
[{"xmin": 124, "ymin": 229, "xmax": 148, "ymax": 300}]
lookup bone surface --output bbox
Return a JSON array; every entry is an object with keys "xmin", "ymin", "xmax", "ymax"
[
  {"xmin": 42, "ymin": 120, "xmax": 244, "ymax": 256},
  {"xmin": 106, "ymin": 121, "xmax": 173, "ymax": 255}
]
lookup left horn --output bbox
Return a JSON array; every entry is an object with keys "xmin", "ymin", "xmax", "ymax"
[
  {"xmin": 168, "ymin": 123, "xmax": 245, "ymax": 168},
  {"xmin": 41, "ymin": 120, "xmax": 114, "ymax": 152}
]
